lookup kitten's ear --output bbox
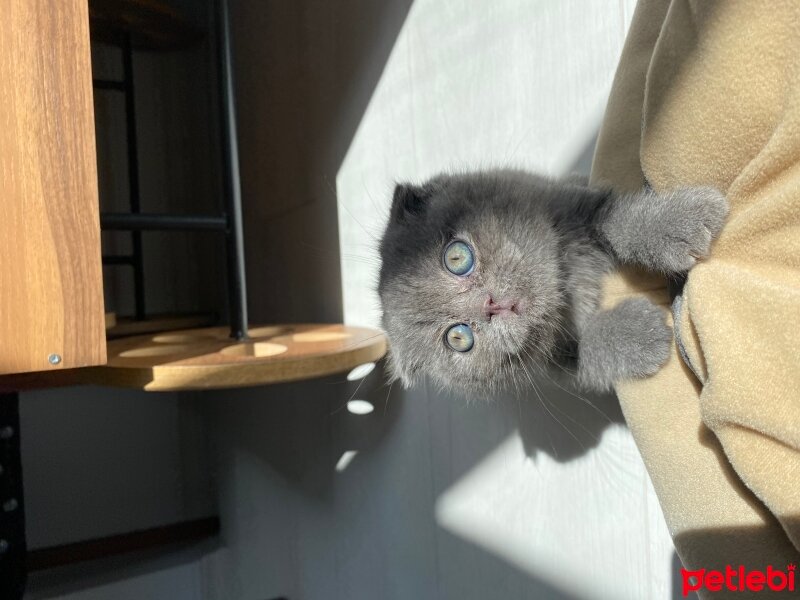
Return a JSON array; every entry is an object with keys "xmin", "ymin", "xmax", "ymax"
[{"xmin": 390, "ymin": 183, "xmax": 430, "ymax": 223}]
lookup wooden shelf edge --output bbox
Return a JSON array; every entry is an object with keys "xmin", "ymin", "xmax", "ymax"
[
  {"xmin": 0, "ymin": 324, "xmax": 387, "ymax": 393},
  {"xmin": 88, "ymin": 323, "xmax": 388, "ymax": 392}
]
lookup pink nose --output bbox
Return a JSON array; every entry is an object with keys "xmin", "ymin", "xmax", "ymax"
[{"xmin": 483, "ymin": 296, "xmax": 520, "ymax": 319}]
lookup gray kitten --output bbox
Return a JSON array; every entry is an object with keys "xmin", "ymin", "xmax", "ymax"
[{"xmin": 377, "ymin": 170, "xmax": 728, "ymax": 395}]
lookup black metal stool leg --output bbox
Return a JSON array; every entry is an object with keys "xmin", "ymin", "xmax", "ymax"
[
  {"xmin": 122, "ymin": 33, "xmax": 146, "ymax": 321},
  {"xmin": 217, "ymin": 0, "xmax": 249, "ymax": 341},
  {"xmin": 0, "ymin": 392, "xmax": 26, "ymax": 599}
]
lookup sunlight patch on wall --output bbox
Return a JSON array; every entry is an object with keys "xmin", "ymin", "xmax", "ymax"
[
  {"xmin": 335, "ymin": 450, "xmax": 359, "ymax": 472},
  {"xmin": 435, "ymin": 426, "xmax": 673, "ymax": 599},
  {"xmin": 336, "ymin": 0, "xmax": 639, "ymax": 328}
]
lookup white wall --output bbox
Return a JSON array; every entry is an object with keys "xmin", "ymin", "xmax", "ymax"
[
  {"xmin": 333, "ymin": 1, "xmax": 675, "ymax": 598},
  {"xmin": 198, "ymin": 1, "xmax": 681, "ymax": 600}
]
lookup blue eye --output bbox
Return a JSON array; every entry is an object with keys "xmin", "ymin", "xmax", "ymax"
[
  {"xmin": 443, "ymin": 240, "xmax": 474, "ymax": 275},
  {"xmin": 445, "ymin": 323, "xmax": 474, "ymax": 352}
]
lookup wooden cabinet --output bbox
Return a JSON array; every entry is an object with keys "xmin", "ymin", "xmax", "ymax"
[{"xmin": 0, "ymin": 0, "xmax": 106, "ymax": 374}]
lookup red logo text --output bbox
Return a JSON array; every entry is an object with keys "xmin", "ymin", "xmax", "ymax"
[{"xmin": 682, "ymin": 565, "xmax": 795, "ymax": 596}]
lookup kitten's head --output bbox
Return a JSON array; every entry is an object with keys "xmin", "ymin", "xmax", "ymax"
[{"xmin": 378, "ymin": 170, "xmax": 564, "ymax": 396}]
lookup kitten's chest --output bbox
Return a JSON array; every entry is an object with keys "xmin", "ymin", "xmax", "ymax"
[{"xmin": 562, "ymin": 240, "xmax": 613, "ymax": 334}]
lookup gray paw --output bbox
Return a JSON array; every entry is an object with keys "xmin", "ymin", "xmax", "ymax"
[
  {"xmin": 647, "ymin": 187, "xmax": 729, "ymax": 272},
  {"xmin": 609, "ymin": 298, "xmax": 672, "ymax": 378},
  {"xmin": 578, "ymin": 298, "xmax": 672, "ymax": 391}
]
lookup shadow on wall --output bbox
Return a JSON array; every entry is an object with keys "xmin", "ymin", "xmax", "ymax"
[
  {"xmin": 511, "ymin": 381, "xmax": 624, "ymax": 463},
  {"xmin": 201, "ymin": 358, "xmax": 637, "ymax": 600},
  {"xmin": 208, "ymin": 359, "xmax": 624, "ymax": 502},
  {"xmin": 230, "ymin": 0, "xmax": 416, "ymax": 325},
  {"xmin": 207, "ymin": 365, "xmax": 405, "ymax": 499},
  {"xmin": 204, "ymin": 364, "xmax": 597, "ymax": 599},
  {"xmin": 434, "ymin": 528, "xmax": 581, "ymax": 600}
]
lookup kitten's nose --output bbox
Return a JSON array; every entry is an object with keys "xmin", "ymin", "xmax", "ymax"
[{"xmin": 483, "ymin": 295, "xmax": 520, "ymax": 320}]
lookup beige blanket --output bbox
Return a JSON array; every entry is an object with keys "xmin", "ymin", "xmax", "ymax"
[{"xmin": 591, "ymin": 0, "xmax": 800, "ymax": 596}]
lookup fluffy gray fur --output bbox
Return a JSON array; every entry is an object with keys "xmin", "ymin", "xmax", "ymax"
[{"xmin": 377, "ymin": 170, "xmax": 728, "ymax": 395}]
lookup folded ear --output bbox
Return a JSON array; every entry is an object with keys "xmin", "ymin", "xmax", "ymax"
[{"xmin": 390, "ymin": 183, "xmax": 431, "ymax": 224}]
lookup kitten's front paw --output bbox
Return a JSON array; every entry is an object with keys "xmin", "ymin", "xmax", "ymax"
[
  {"xmin": 578, "ymin": 298, "xmax": 672, "ymax": 391},
  {"xmin": 610, "ymin": 298, "xmax": 672, "ymax": 378},
  {"xmin": 650, "ymin": 187, "xmax": 729, "ymax": 272}
]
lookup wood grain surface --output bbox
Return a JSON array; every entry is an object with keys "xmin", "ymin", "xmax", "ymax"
[
  {"xmin": 0, "ymin": 0, "xmax": 106, "ymax": 374},
  {"xmin": 83, "ymin": 323, "xmax": 386, "ymax": 391}
]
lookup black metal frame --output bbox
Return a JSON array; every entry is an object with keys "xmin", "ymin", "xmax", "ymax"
[
  {"xmin": 94, "ymin": 33, "xmax": 147, "ymax": 319},
  {"xmin": 0, "ymin": 393, "xmax": 26, "ymax": 600},
  {"xmin": 95, "ymin": 0, "xmax": 249, "ymax": 340},
  {"xmin": 216, "ymin": 0, "xmax": 249, "ymax": 341},
  {"xmin": 101, "ymin": 213, "xmax": 228, "ymax": 231}
]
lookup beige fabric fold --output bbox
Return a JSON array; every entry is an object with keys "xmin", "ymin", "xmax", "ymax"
[{"xmin": 591, "ymin": 0, "xmax": 800, "ymax": 596}]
